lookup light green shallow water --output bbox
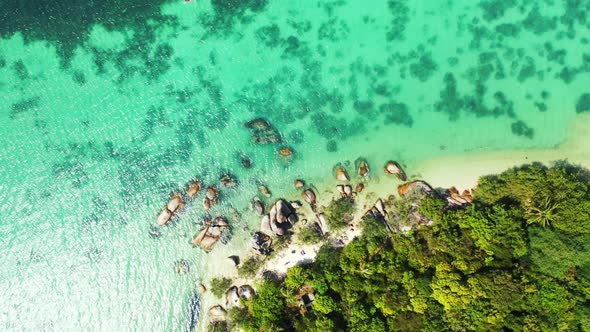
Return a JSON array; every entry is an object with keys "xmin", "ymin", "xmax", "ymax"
[{"xmin": 0, "ymin": 0, "xmax": 589, "ymax": 330}]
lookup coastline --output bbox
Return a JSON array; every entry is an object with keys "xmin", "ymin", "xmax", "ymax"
[
  {"xmin": 415, "ymin": 113, "xmax": 590, "ymax": 191},
  {"xmin": 198, "ymin": 113, "xmax": 590, "ymax": 330}
]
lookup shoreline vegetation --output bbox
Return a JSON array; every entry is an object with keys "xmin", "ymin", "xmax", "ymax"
[
  {"xmin": 151, "ymin": 115, "xmax": 590, "ymax": 331},
  {"xmin": 197, "ymin": 159, "xmax": 590, "ymax": 331}
]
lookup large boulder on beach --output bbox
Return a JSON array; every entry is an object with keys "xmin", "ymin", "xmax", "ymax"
[
  {"xmin": 208, "ymin": 305, "xmax": 226, "ymax": 321},
  {"xmin": 384, "ymin": 161, "xmax": 407, "ymax": 181},
  {"xmin": 226, "ymin": 286, "xmax": 241, "ymax": 308},
  {"xmin": 302, "ymin": 188, "xmax": 317, "ymax": 205},
  {"xmin": 238, "ymin": 285, "xmax": 255, "ymax": 300},
  {"xmin": 262, "ymin": 199, "xmax": 298, "ymax": 236},
  {"xmin": 334, "ymin": 166, "xmax": 350, "ymax": 182}
]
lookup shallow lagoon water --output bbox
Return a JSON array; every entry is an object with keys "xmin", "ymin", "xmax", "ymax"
[{"xmin": 0, "ymin": 0, "xmax": 589, "ymax": 330}]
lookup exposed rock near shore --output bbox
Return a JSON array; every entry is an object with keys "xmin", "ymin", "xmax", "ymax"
[
  {"xmin": 260, "ymin": 199, "xmax": 298, "ymax": 237},
  {"xmin": 384, "ymin": 161, "xmax": 407, "ymax": 181},
  {"xmin": 156, "ymin": 193, "xmax": 185, "ymax": 226},
  {"xmin": 445, "ymin": 186, "xmax": 473, "ymax": 207},
  {"xmin": 186, "ymin": 180, "xmax": 201, "ymax": 197},
  {"xmin": 192, "ymin": 217, "xmax": 229, "ymax": 252},
  {"xmin": 335, "ymin": 165, "xmax": 350, "ymax": 182},
  {"xmin": 355, "ymin": 158, "xmax": 370, "ymax": 177},
  {"xmin": 302, "ymin": 188, "xmax": 317, "ymax": 206},
  {"xmin": 397, "ymin": 180, "xmax": 434, "ymax": 196}
]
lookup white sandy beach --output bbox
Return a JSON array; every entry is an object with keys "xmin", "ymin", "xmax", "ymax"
[{"xmin": 416, "ymin": 113, "xmax": 590, "ymax": 191}]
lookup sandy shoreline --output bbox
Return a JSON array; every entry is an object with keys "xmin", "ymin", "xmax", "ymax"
[
  {"xmin": 199, "ymin": 113, "xmax": 590, "ymax": 330},
  {"xmin": 415, "ymin": 113, "xmax": 590, "ymax": 191}
]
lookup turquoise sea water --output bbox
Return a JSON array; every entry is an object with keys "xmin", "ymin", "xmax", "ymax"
[{"xmin": 1, "ymin": 0, "xmax": 589, "ymax": 330}]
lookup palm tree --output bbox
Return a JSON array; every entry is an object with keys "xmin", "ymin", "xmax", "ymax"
[{"xmin": 524, "ymin": 196, "xmax": 560, "ymax": 227}]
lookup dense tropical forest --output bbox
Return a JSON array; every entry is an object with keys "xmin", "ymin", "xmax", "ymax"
[{"xmin": 218, "ymin": 162, "xmax": 590, "ymax": 331}]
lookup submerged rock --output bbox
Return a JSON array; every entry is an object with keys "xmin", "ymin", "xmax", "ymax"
[
  {"xmin": 246, "ymin": 118, "xmax": 282, "ymax": 144},
  {"xmin": 186, "ymin": 293, "xmax": 200, "ymax": 332},
  {"xmin": 278, "ymin": 146, "xmax": 294, "ymax": 156},
  {"xmin": 258, "ymin": 185, "xmax": 271, "ymax": 198},
  {"xmin": 220, "ymin": 174, "xmax": 237, "ymax": 188},
  {"xmin": 174, "ymin": 259, "xmax": 190, "ymax": 274},
  {"xmin": 384, "ymin": 161, "xmax": 407, "ymax": 181},
  {"xmin": 246, "ymin": 117, "xmax": 271, "ymax": 130},
  {"xmin": 239, "ymin": 153, "xmax": 253, "ymax": 169}
]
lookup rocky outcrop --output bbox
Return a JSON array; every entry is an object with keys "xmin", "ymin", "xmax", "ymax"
[
  {"xmin": 156, "ymin": 193, "xmax": 185, "ymax": 226},
  {"xmin": 238, "ymin": 285, "xmax": 255, "ymax": 300},
  {"xmin": 356, "ymin": 183, "xmax": 365, "ymax": 193},
  {"xmin": 251, "ymin": 232, "xmax": 272, "ymax": 255},
  {"xmin": 192, "ymin": 217, "xmax": 229, "ymax": 252},
  {"xmin": 208, "ymin": 305, "xmax": 226, "ymax": 322},
  {"xmin": 337, "ymin": 185, "xmax": 353, "ymax": 197},
  {"xmin": 384, "ymin": 161, "xmax": 407, "ymax": 181},
  {"xmin": 225, "ymin": 286, "xmax": 240, "ymax": 308},
  {"xmin": 246, "ymin": 118, "xmax": 282, "ymax": 144},
  {"xmin": 365, "ymin": 199, "xmax": 388, "ymax": 220},
  {"xmin": 260, "ymin": 199, "xmax": 298, "ymax": 236},
  {"xmin": 397, "ymin": 180, "xmax": 433, "ymax": 197},
  {"xmin": 445, "ymin": 187, "xmax": 473, "ymax": 207}
]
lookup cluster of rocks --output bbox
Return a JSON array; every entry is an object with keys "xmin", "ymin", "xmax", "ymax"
[
  {"xmin": 226, "ymin": 284, "xmax": 255, "ymax": 308},
  {"xmin": 191, "ymin": 217, "xmax": 229, "ymax": 252},
  {"xmin": 203, "ymin": 185, "xmax": 219, "ymax": 211},
  {"xmin": 251, "ymin": 231, "xmax": 272, "ymax": 255},
  {"xmin": 260, "ymin": 199, "xmax": 298, "ymax": 237},
  {"xmin": 365, "ymin": 199, "xmax": 388, "ymax": 220},
  {"xmin": 397, "ymin": 180, "xmax": 434, "ymax": 197},
  {"xmin": 445, "ymin": 187, "xmax": 473, "ymax": 207},
  {"xmin": 245, "ymin": 117, "xmax": 282, "ymax": 144},
  {"xmin": 207, "ymin": 284, "xmax": 255, "ymax": 325}
]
